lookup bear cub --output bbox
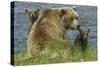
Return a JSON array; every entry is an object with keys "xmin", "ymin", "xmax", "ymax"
[
  {"xmin": 26, "ymin": 9, "xmax": 40, "ymax": 33},
  {"xmin": 74, "ymin": 28, "xmax": 90, "ymax": 51}
]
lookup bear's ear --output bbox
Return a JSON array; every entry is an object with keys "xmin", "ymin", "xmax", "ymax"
[
  {"xmin": 61, "ymin": 9, "xmax": 66, "ymax": 14},
  {"xmin": 60, "ymin": 9, "xmax": 66, "ymax": 16},
  {"xmin": 72, "ymin": 6, "xmax": 77, "ymax": 11}
]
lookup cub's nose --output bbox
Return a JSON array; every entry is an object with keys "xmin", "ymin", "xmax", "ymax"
[{"xmin": 77, "ymin": 25, "xmax": 80, "ymax": 29}]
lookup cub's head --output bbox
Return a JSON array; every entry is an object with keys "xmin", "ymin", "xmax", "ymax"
[
  {"xmin": 26, "ymin": 9, "xmax": 40, "ymax": 23},
  {"xmin": 60, "ymin": 6, "xmax": 80, "ymax": 30},
  {"xmin": 79, "ymin": 28, "xmax": 90, "ymax": 40}
]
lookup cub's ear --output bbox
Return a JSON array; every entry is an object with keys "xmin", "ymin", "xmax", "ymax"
[
  {"xmin": 72, "ymin": 6, "xmax": 77, "ymax": 11},
  {"xmin": 25, "ymin": 9, "xmax": 31, "ymax": 14},
  {"xmin": 35, "ymin": 9, "xmax": 40, "ymax": 14},
  {"xmin": 25, "ymin": 9, "xmax": 31, "ymax": 15}
]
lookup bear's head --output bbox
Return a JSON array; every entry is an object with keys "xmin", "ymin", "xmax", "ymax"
[
  {"xmin": 26, "ymin": 9, "xmax": 40, "ymax": 23},
  {"xmin": 60, "ymin": 7, "xmax": 80, "ymax": 30},
  {"xmin": 79, "ymin": 28, "xmax": 90, "ymax": 40}
]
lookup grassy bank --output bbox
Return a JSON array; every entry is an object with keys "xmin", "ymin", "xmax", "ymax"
[{"xmin": 13, "ymin": 40, "xmax": 97, "ymax": 66}]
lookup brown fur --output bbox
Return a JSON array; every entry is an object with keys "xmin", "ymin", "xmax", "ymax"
[
  {"xmin": 26, "ymin": 9, "xmax": 40, "ymax": 33},
  {"xmin": 27, "ymin": 7, "xmax": 80, "ymax": 56},
  {"xmin": 74, "ymin": 28, "xmax": 89, "ymax": 51}
]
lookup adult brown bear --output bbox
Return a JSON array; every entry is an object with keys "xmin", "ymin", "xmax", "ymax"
[{"xmin": 27, "ymin": 7, "xmax": 80, "ymax": 56}]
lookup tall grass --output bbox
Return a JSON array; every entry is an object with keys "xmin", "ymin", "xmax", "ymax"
[{"xmin": 13, "ymin": 40, "xmax": 97, "ymax": 66}]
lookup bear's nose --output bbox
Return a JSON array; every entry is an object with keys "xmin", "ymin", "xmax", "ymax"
[{"xmin": 77, "ymin": 25, "xmax": 80, "ymax": 29}]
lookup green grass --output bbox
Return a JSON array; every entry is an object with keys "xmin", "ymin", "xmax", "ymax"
[{"xmin": 13, "ymin": 40, "xmax": 97, "ymax": 66}]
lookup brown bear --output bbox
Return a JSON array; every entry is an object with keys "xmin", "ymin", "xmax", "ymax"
[
  {"xmin": 74, "ymin": 28, "xmax": 90, "ymax": 51},
  {"xmin": 27, "ymin": 7, "xmax": 80, "ymax": 56},
  {"xmin": 26, "ymin": 9, "xmax": 40, "ymax": 33}
]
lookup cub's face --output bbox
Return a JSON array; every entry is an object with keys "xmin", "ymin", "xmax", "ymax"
[
  {"xmin": 26, "ymin": 9, "xmax": 40, "ymax": 23},
  {"xmin": 61, "ymin": 7, "xmax": 80, "ymax": 30},
  {"xmin": 79, "ymin": 29, "xmax": 90, "ymax": 39}
]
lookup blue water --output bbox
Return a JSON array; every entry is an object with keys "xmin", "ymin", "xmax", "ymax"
[{"xmin": 13, "ymin": 1, "xmax": 97, "ymax": 49}]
